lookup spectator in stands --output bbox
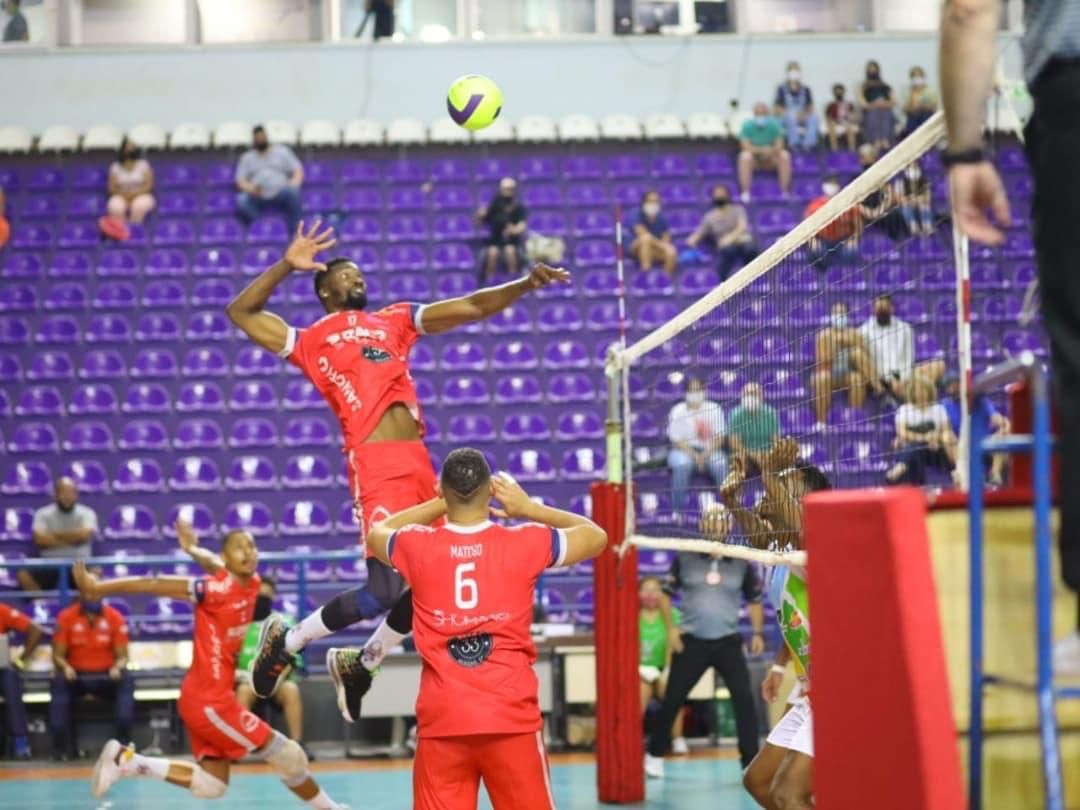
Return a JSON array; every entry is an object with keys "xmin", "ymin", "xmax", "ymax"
[
  {"xmin": 236, "ymin": 577, "xmax": 309, "ymax": 752},
  {"xmin": 50, "ymin": 595, "xmax": 133, "ymax": 759},
  {"xmin": 857, "ymin": 144, "xmax": 908, "ymax": 241},
  {"xmin": 811, "ymin": 301, "xmax": 873, "ymax": 426},
  {"xmin": 941, "ymin": 375, "xmax": 1010, "ymax": 486},
  {"xmin": 825, "ymin": 83, "xmax": 859, "ymax": 151},
  {"xmin": 644, "ymin": 516, "xmax": 765, "ymax": 778},
  {"xmin": 728, "ymin": 383, "xmax": 781, "ymax": 469},
  {"xmin": 901, "ymin": 65, "xmax": 938, "ymax": 138},
  {"xmin": 774, "ymin": 61, "xmax": 819, "ymax": 151},
  {"xmin": 16, "ymin": 477, "xmax": 98, "ymax": 593},
  {"xmin": 0, "ymin": 601, "xmax": 43, "ymax": 759},
  {"xmin": 235, "ymin": 124, "xmax": 304, "ymax": 237},
  {"xmin": 856, "ymin": 60, "xmax": 896, "ymax": 150},
  {"xmin": 369, "ymin": 0, "xmax": 395, "ymax": 40},
  {"xmin": 630, "ymin": 190, "xmax": 677, "ymax": 276},
  {"xmin": 0, "ymin": 187, "xmax": 9, "ymax": 249},
  {"xmin": 893, "ymin": 160, "xmax": 934, "ymax": 236},
  {"xmin": 859, "ymin": 294, "xmax": 944, "ymax": 405},
  {"xmin": 804, "ymin": 174, "xmax": 861, "ymax": 270},
  {"xmin": 106, "ymin": 138, "xmax": 155, "ymax": 225},
  {"xmin": 476, "ymin": 177, "xmax": 527, "ymax": 281},
  {"xmin": 886, "ymin": 376, "xmax": 958, "ymax": 485},
  {"xmin": 686, "ymin": 184, "xmax": 757, "ymax": 281},
  {"xmin": 2, "ymin": 0, "xmax": 28, "ymax": 42},
  {"xmin": 737, "ymin": 102, "xmax": 792, "ymax": 203},
  {"xmin": 639, "ymin": 577, "xmax": 687, "ymax": 755},
  {"xmin": 667, "ymin": 377, "xmax": 727, "ymax": 519}
]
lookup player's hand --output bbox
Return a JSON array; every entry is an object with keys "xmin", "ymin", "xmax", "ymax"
[
  {"xmin": 667, "ymin": 627, "xmax": 684, "ymax": 655},
  {"xmin": 948, "ymin": 161, "xmax": 1011, "ymax": 246},
  {"xmin": 284, "ymin": 219, "xmax": 337, "ymax": 272},
  {"xmin": 525, "ymin": 263, "xmax": 571, "ymax": 290},
  {"xmin": 72, "ymin": 561, "xmax": 102, "ymax": 601},
  {"xmin": 762, "ymin": 669, "xmax": 784, "ymax": 703},
  {"xmin": 63, "ymin": 663, "xmax": 77, "ymax": 682},
  {"xmin": 750, "ymin": 633, "xmax": 766, "ymax": 656},
  {"xmin": 719, "ymin": 458, "xmax": 745, "ymax": 505},
  {"xmin": 490, "ymin": 472, "xmax": 533, "ymax": 519},
  {"xmin": 109, "ymin": 665, "xmax": 123, "ymax": 682},
  {"xmin": 176, "ymin": 518, "xmax": 199, "ymax": 556},
  {"xmin": 699, "ymin": 504, "xmax": 729, "ymax": 540},
  {"xmin": 764, "ymin": 437, "xmax": 800, "ymax": 472}
]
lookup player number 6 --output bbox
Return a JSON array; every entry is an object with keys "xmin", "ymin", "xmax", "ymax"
[{"xmin": 455, "ymin": 562, "xmax": 478, "ymax": 609}]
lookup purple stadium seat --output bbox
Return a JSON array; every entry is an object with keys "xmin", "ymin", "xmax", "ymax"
[
  {"xmin": 341, "ymin": 187, "xmax": 381, "ymax": 212},
  {"xmin": 824, "ymin": 150, "xmax": 860, "ymax": 174},
  {"xmin": 501, "ymin": 413, "xmax": 551, "ymax": 443},
  {"xmin": 92, "ymin": 281, "xmax": 137, "ymax": 310},
  {"xmin": 537, "ymin": 303, "xmax": 583, "ymax": 334},
  {"xmin": 749, "ymin": 333, "xmax": 795, "ymax": 364},
  {"xmin": 586, "ymin": 302, "xmax": 622, "ymax": 332},
  {"xmin": 69, "ymin": 164, "xmax": 105, "ymax": 190},
  {"xmin": 2, "ymin": 461, "xmax": 52, "ymax": 495},
  {"xmin": 190, "ymin": 279, "xmax": 235, "ymax": 308},
  {"xmin": 0, "ymin": 389, "xmax": 10, "ymax": 416},
  {"xmin": 170, "ymin": 456, "xmax": 221, "ymax": 492},
  {"xmin": 562, "ymin": 155, "xmax": 602, "ymax": 179},
  {"xmin": 788, "ymin": 299, "xmax": 828, "ymax": 329},
  {"xmin": 387, "ymin": 273, "xmax": 432, "ymax": 300},
  {"xmin": 340, "ymin": 215, "xmax": 381, "ymax": 242},
  {"xmin": 657, "ymin": 182, "xmax": 699, "ymax": 207},
  {"xmin": 141, "ymin": 280, "xmax": 185, "ymax": 310},
  {"xmin": 110, "ymin": 457, "xmax": 163, "ymax": 493},
  {"xmin": 431, "ymin": 213, "xmax": 475, "ymax": 241},
  {"xmin": 606, "ymin": 153, "xmax": 646, "ymax": 179},
  {"xmin": 574, "ymin": 240, "xmax": 616, "ymax": 268},
  {"xmin": 228, "ymin": 417, "xmax": 278, "ymax": 449},
  {"xmin": 755, "ymin": 206, "xmax": 799, "ymax": 234},
  {"xmin": 543, "ymin": 340, "xmax": 590, "ymax": 370},
  {"xmin": 225, "ymin": 455, "xmax": 277, "ymax": 490},
  {"xmin": 186, "ymin": 311, "xmax": 233, "ymax": 342},
  {"xmin": 525, "ymin": 211, "xmax": 566, "ymax": 238},
  {"xmin": 280, "ymin": 502, "xmax": 333, "ymax": 537},
  {"xmin": 388, "ymin": 187, "xmax": 427, "ymax": 211},
  {"xmin": 514, "ymin": 156, "xmax": 554, "ymax": 181},
  {"xmin": 386, "ymin": 215, "xmax": 428, "ymax": 242},
  {"xmin": 403, "ymin": 342, "xmax": 434, "ymax": 373},
  {"xmin": 0, "ymin": 353, "xmax": 20, "ymax": 382},
  {"xmin": 613, "ymin": 184, "xmax": 645, "ymax": 206},
  {"xmin": 472, "ymin": 156, "xmax": 512, "ymax": 182},
  {"xmin": 176, "ymin": 381, "xmax": 226, "ymax": 413},
  {"xmin": 105, "ymin": 504, "xmax": 158, "ymax": 542},
  {"xmin": 36, "ymin": 314, "xmax": 79, "ymax": 345},
  {"xmin": 435, "ymin": 273, "xmax": 477, "ymax": 300},
  {"xmin": 62, "ymin": 421, "xmax": 113, "ymax": 453},
  {"xmin": 85, "ymin": 313, "xmax": 132, "ymax": 344},
  {"xmin": 11, "ymin": 223, "xmax": 53, "ymax": 250},
  {"xmin": 581, "ymin": 270, "xmax": 619, "ymax": 299},
  {"xmin": 283, "ymin": 380, "xmax": 322, "ymax": 411},
  {"xmin": 276, "ymin": 544, "xmax": 333, "ymax": 582},
  {"xmin": 429, "ymin": 158, "xmax": 468, "ymax": 184},
  {"xmin": 16, "ymin": 385, "xmax": 64, "ymax": 417},
  {"xmin": 141, "ymin": 598, "xmax": 194, "ymax": 637},
  {"xmin": 915, "ymin": 332, "xmax": 944, "ymax": 361},
  {"xmin": 8, "ymin": 422, "xmax": 59, "ymax": 454},
  {"xmin": 892, "ymin": 294, "xmax": 930, "ymax": 325},
  {"xmin": 935, "ymin": 298, "xmax": 958, "ymax": 322},
  {"xmin": 521, "ymin": 184, "xmax": 562, "ymax": 209},
  {"xmin": 485, "ymin": 304, "xmax": 532, "ymax": 335},
  {"xmin": 505, "ymin": 449, "xmax": 556, "ymax": 482},
  {"xmin": 27, "ymin": 350, "xmax": 74, "ymax": 381},
  {"xmin": 242, "ymin": 245, "xmax": 280, "ymax": 275},
  {"xmin": 200, "ymin": 218, "xmax": 243, "ymax": 245},
  {"xmin": 158, "ymin": 163, "xmax": 201, "ymax": 188},
  {"xmin": 174, "ymin": 418, "xmax": 225, "ymax": 451},
  {"xmin": 230, "ymin": 381, "xmax": 278, "ymax": 412},
  {"xmin": 780, "ymin": 408, "xmax": 817, "ymax": 436},
  {"xmin": 566, "ymin": 185, "xmax": 609, "ymax": 207},
  {"xmin": 158, "ymin": 192, "xmax": 198, "ymax": 216},
  {"xmin": 630, "ymin": 271, "xmax": 675, "ymax": 299},
  {"xmin": 441, "ymin": 342, "xmax": 487, "ymax": 372},
  {"xmin": 442, "ymin": 375, "xmax": 490, "ymax": 407},
  {"xmin": 121, "ymin": 382, "xmax": 170, "ymax": 415},
  {"xmin": 181, "ymin": 347, "xmax": 229, "ymax": 378},
  {"xmin": 142, "ymin": 248, "xmax": 186, "ymax": 276},
  {"xmin": 231, "ymin": 345, "xmax": 278, "ymax": 377},
  {"xmin": 58, "ymin": 221, "xmax": 101, "ymax": 249},
  {"xmin": 651, "ymin": 153, "xmax": 690, "ymax": 178},
  {"xmin": 202, "ymin": 190, "xmax": 234, "ymax": 214},
  {"xmin": 282, "ymin": 454, "xmax": 334, "ymax": 488},
  {"xmin": 636, "ymin": 301, "xmax": 678, "ymax": 332},
  {"xmin": 572, "ymin": 211, "xmax": 614, "ymax": 238},
  {"xmin": 0, "ymin": 284, "xmax": 37, "ymax": 312},
  {"xmin": 970, "ymin": 263, "xmax": 1007, "ymax": 290},
  {"xmin": 4, "ymin": 253, "xmax": 44, "ymax": 279},
  {"xmin": 221, "ymin": 501, "xmax": 274, "ymax": 536},
  {"xmin": 153, "ymin": 219, "xmax": 195, "ymax": 247},
  {"xmin": 431, "ymin": 186, "xmax": 474, "ymax": 211},
  {"xmin": 981, "ymin": 294, "xmax": 1022, "ymax": 322},
  {"xmin": 249, "ymin": 219, "xmax": 289, "ymax": 244},
  {"xmin": 49, "ymin": 252, "xmax": 93, "ymax": 280},
  {"xmin": 302, "ymin": 188, "xmax": 336, "ymax": 214},
  {"xmin": 162, "ymin": 503, "xmax": 215, "ymax": 540},
  {"xmin": 696, "ymin": 153, "xmax": 736, "ymax": 177},
  {"xmin": 431, "ymin": 242, "xmax": 475, "ymax": 271},
  {"xmin": 386, "ymin": 159, "xmax": 427, "ymax": 185},
  {"xmin": 382, "ymin": 244, "xmax": 427, "ymax": 273},
  {"xmin": 129, "ymin": 349, "xmax": 178, "ymax": 380},
  {"xmin": 761, "ymin": 368, "xmax": 807, "ymax": 400},
  {"xmin": 1002, "ymin": 329, "xmax": 1044, "ymax": 356},
  {"xmin": 1, "ymin": 506, "xmax": 33, "ymax": 541},
  {"xmin": 447, "ymin": 414, "xmax": 497, "ymax": 444},
  {"xmin": 491, "ymin": 340, "xmax": 540, "ymax": 370},
  {"xmin": 488, "ymin": 371, "xmax": 543, "ymax": 405},
  {"xmin": 118, "ymin": 419, "xmax": 169, "ymax": 452},
  {"xmin": 93, "ymin": 250, "xmax": 136, "ymax": 281},
  {"xmin": 548, "ymin": 372, "xmax": 594, "ymax": 404},
  {"xmin": 341, "ymin": 159, "xmax": 380, "ymax": 186}
]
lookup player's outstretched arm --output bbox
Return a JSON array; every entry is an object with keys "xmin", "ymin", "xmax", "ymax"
[
  {"xmin": 226, "ymin": 220, "xmax": 336, "ymax": 354},
  {"xmin": 366, "ymin": 497, "xmax": 449, "ymax": 565},
  {"xmin": 176, "ymin": 519, "xmax": 223, "ymax": 574},
  {"xmin": 419, "ymin": 263, "xmax": 571, "ymax": 335},
  {"xmin": 491, "ymin": 473, "xmax": 607, "ymax": 566},
  {"xmin": 73, "ymin": 561, "xmax": 194, "ymax": 602}
]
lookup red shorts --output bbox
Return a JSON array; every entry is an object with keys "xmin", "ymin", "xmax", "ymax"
[
  {"xmin": 178, "ymin": 689, "xmax": 272, "ymax": 761},
  {"xmin": 346, "ymin": 440, "xmax": 439, "ymax": 557},
  {"xmin": 413, "ymin": 731, "xmax": 555, "ymax": 810}
]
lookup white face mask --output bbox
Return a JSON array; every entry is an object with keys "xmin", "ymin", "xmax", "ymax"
[
  {"xmin": 788, "ymin": 69, "xmax": 801, "ymax": 82},
  {"xmin": 643, "ymin": 202, "xmax": 660, "ymax": 217},
  {"xmin": 822, "ymin": 182, "xmax": 840, "ymax": 197},
  {"xmin": 905, "ymin": 166, "xmax": 921, "ymax": 181},
  {"xmin": 911, "ymin": 76, "xmax": 925, "ymax": 87},
  {"xmin": 686, "ymin": 391, "xmax": 705, "ymax": 407},
  {"xmin": 831, "ymin": 313, "xmax": 848, "ymax": 329},
  {"xmin": 755, "ymin": 114, "xmax": 768, "ymax": 125},
  {"xmin": 742, "ymin": 394, "xmax": 760, "ymax": 410}
]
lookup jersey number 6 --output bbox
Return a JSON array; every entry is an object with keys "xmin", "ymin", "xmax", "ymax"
[{"xmin": 455, "ymin": 562, "xmax": 479, "ymax": 609}]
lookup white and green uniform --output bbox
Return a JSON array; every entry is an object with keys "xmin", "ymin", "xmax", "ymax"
[{"xmin": 765, "ymin": 564, "xmax": 814, "ymax": 756}]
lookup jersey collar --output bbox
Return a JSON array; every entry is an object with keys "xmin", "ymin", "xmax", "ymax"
[{"xmin": 443, "ymin": 520, "xmax": 493, "ymax": 534}]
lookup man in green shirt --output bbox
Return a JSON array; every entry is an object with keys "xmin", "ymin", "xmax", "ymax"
[
  {"xmin": 737, "ymin": 101, "xmax": 792, "ymax": 203},
  {"xmin": 728, "ymin": 382, "xmax": 781, "ymax": 471},
  {"xmin": 236, "ymin": 578, "xmax": 307, "ymax": 750}
]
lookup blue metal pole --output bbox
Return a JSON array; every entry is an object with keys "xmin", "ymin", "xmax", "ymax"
[
  {"xmin": 296, "ymin": 562, "xmax": 308, "ymax": 627},
  {"xmin": 58, "ymin": 563, "xmax": 70, "ymax": 606},
  {"xmin": 968, "ymin": 396, "xmax": 988, "ymax": 810}
]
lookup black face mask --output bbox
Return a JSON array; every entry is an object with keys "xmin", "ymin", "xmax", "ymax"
[
  {"xmin": 122, "ymin": 149, "xmax": 140, "ymax": 161},
  {"xmin": 254, "ymin": 141, "xmax": 269, "ymax": 152},
  {"xmin": 713, "ymin": 197, "xmax": 729, "ymax": 207},
  {"xmin": 834, "ymin": 92, "xmax": 845, "ymax": 100},
  {"xmin": 867, "ymin": 69, "xmax": 880, "ymax": 80},
  {"xmin": 876, "ymin": 311, "xmax": 893, "ymax": 326},
  {"xmin": 253, "ymin": 594, "xmax": 273, "ymax": 622}
]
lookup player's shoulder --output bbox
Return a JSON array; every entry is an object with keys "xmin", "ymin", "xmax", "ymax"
[
  {"xmin": 56, "ymin": 603, "xmax": 80, "ymax": 623},
  {"xmin": 395, "ymin": 522, "xmax": 438, "ymax": 540},
  {"xmin": 103, "ymin": 603, "xmax": 127, "ymax": 624}
]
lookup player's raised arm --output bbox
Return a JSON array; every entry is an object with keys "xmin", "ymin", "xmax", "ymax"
[
  {"xmin": 74, "ymin": 561, "xmax": 194, "ymax": 602},
  {"xmin": 490, "ymin": 473, "xmax": 607, "ymax": 566},
  {"xmin": 176, "ymin": 519, "xmax": 224, "ymax": 575},
  {"xmin": 366, "ymin": 497, "xmax": 449, "ymax": 565},
  {"xmin": 226, "ymin": 220, "xmax": 337, "ymax": 354},
  {"xmin": 418, "ymin": 263, "xmax": 571, "ymax": 335}
]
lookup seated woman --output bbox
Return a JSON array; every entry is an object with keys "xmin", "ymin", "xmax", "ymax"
[
  {"xmin": 630, "ymin": 190, "xmax": 677, "ymax": 276},
  {"xmin": 886, "ymin": 376, "xmax": 958, "ymax": 485},
  {"xmin": 892, "ymin": 161, "xmax": 934, "ymax": 237},
  {"xmin": 638, "ymin": 576, "xmax": 687, "ymax": 755},
  {"xmin": 107, "ymin": 138, "xmax": 155, "ymax": 225}
]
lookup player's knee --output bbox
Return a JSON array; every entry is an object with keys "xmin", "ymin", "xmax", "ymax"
[
  {"xmin": 742, "ymin": 768, "xmax": 769, "ymax": 803},
  {"xmin": 190, "ymin": 768, "xmax": 228, "ymax": 799},
  {"xmin": 261, "ymin": 731, "xmax": 309, "ymax": 787}
]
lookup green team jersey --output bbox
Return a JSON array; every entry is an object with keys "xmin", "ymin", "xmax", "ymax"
[
  {"xmin": 639, "ymin": 607, "xmax": 682, "ymax": 670},
  {"xmin": 236, "ymin": 614, "xmax": 303, "ymax": 676},
  {"xmin": 769, "ymin": 565, "xmax": 810, "ymax": 677}
]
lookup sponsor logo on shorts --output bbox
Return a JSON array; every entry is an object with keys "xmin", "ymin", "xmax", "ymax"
[
  {"xmin": 240, "ymin": 711, "xmax": 260, "ymax": 734},
  {"xmin": 447, "ymin": 633, "xmax": 493, "ymax": 667}
]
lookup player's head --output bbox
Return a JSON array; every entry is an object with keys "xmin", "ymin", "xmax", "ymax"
[
  {"xmin": 313, "ymin": 257, "xmax": 368, "ymax": 313},
  {"xmin": 758, "ymin": 462, "xmax": 831, "ymax": 542},
  {"xmin": 252, "ymin": 124, "xmax": 269, "ymax": 152},
  {"xmin": 221, "ymin": 529, "xmax": 259, "ymax": 577},
  {"xmin": 438, "ymin": 448, "xmax": 492, "ymax": 511},
  {"xmin": 54, "ymin": 475, "xmax": 78, "ymax": 512}
]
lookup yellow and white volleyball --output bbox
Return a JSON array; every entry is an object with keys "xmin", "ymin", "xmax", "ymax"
[{"xmin": 446, "ymin": 74, "xmax": 503, "ymax": 131}]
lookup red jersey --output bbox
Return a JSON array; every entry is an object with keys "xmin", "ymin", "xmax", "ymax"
[
  {"xmin": 187, "ymin": 569, "xmax": 261, "ymax": 700},
  {"xmin": 805, "ymin": 196, "xmax": 861, "ymax": 242},
  {"xmin": 389, "ymin": 520, "xmax": 569, "ymax": 738},
  {"xmin": 0, "ymin": 602, "xmax": 31, "ymax": 635},
  {"xmin": 55, "ymin": 603, "xmax": 128, "ymax": 672},
  {"xmin": 281, "ymin": 303, "xmax": 427, "ymax": 446}
]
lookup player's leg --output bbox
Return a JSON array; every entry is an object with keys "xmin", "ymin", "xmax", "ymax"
[
  {"xmin": 503, "ymin": 242, "xmax": 520, "ymax": 277},
  {"xmin": 482, "ymin": 245, "xmax": 499, "ymax": 280},
  {"xmin": 768, "ymin": 751, "xmax": 813, "ymax": 810},
  {"xmin": 657, "ymin": 674, "xmax": 688, "ymax": 754},
  {"xmin": 646, "ymin": 636, "xmax": 711, "ymax": 776},
  {"xmin": 710, "ymin": 636, "xmax": 760, "ymax": 768},
  {"xmin": 275, "ymin": 680, "xmax": 305, "ymax": 742},
  {"xmin": 90, "ymin": 739, "xmax": 231, "ymax": 800},
  {"xmin": 413, "ymin": 735, "xmax": 480, "ymax": 810},
  {"xmin": 743, "ymin": 741, "xmax": 790, "ymax": 809},
  {"xmin": 811, "ymin": 368, "xmax": 833, "ymax": 424},
  {"xmin": 1, "ymin": 667, "xmax": 30, "ymax": 757},
  {"xmin": 258, "ymin": 729, "xmax": 345, "ymax": 808},
  {"xmin": 479, "ymin": 732, "xmax": 556, "ymax": 810},
  {"xmin": 237, "ymin": 681, "xmax": 257, "ymax": 709}
]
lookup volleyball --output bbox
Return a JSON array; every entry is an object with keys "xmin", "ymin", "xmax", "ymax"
[{"xmin": 446, "ymin": 74, "xmax": 503, "ymax": 131}]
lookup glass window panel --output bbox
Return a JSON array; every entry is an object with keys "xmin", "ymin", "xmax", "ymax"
[
  {"xmin": 340, "ymin": 0, "xmax": 457, "ymax": 41},
  {"xmin": 1, "ymin": 0, "xmax": 57, "ymax": 45},
  {"xmin": 198, "ymin": 0, "xmax": 312, "ymax": 44},
  {"xmin": 615, "ymin": 1, "xmax": 733, "ymax": 35},
  {"xmin": 474, "ymin": 0, "xmax": 596, "ymax": 38},
  {"xmin": 79, "ymin": 0, "xmax": 185, "ymax": 46},
  {"xmin": 745, "ymin": 0, "xmax": 872, "ymax": 33}
]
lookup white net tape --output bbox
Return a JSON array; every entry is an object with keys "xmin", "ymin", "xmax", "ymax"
[{"xmin": 628, "ymin": 535, "xmax": 808, "ymax": 568}]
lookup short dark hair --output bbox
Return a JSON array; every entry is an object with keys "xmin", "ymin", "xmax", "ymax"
[
  {"xmin": 260, "ymin": 575, "xmax": 277, "ymax": 591},
  {"xmin": 222, "ymin": 529, "xmax": 248, "ymax": 551},
  {"xmin": 313, "ymin": 257, "xmax": 356, "ymax": 298},
  {"xmin": 252, "ymin": 124, "xmax": 266, "ymax": 137},
  {"xmin": 823, "ymin": 173, "xmax": 840, "ymax": 184},
  {"xmin": 797, "ymin": 464, "xmax": 832, "ymax": 493},
  {"xmin": 440, "ymin": 448, "xmax": 491, "ymax": 501},
  {"xmin": 874, "ymin": 293, "xmax": 893, "ymax": 305}
]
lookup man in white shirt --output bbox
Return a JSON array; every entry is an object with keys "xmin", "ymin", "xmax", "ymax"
[
  {"xmin": 858, "ymin": 294, "xmax": 944, "ymax": 402},
  {"xmin": 667, "ymin": 378, "xmax": 727, "ymax": 517}
]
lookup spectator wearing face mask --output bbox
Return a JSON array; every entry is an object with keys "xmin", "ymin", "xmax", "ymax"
[
  {"xmin": 901, "ymin": 66, "xmax": 938, "ymax": 138},
  {"xmin": 476, "ymin": 177, "xmax": 528, "ymax": 281},
  {"xmin": 727, "ymin": 383, "xmax": 781, "ymax": 469},
  {"xmin": 811, "ymin": 301, "xmax": 874, "ymax": 426},
  {"xmin": 737, "ymin": 102, "xmax": 792, "ymax": 203},
  {"xmin": 860, "ymin": 294, "xmax": 945, "ymax": 405},
  {"xmin": 892, "ymin": 161, "xmax": 934, "ymax": 237},
  {"xmin": 686, "ymin": 184, "xmax": 757, "ymax": 281},
  {"xmin": 235, "ymin": 577, "xmax": 309, "ymax": 753},
  {"xmin": 856, "ymin": 60, "xmax": 896, "ymax": 150},
  {"xmin": 885, "ymin": 376, "xmax": 958, "ymax": 485},
  {"xmin": 106, "ymin": 138, "xmax": 155, "ymax": 225},
  {"xmin": 16, "ymin": 477, "xmax": 97, "ymax": 593},
  {"xmin": 856, "ymin": 144, "xmax": 908, "ymax": 241},
  {"xmin": 235, "ymin": 124, "xmax": 304, "ymax": 238},
  {"xmin": 774, "ymin": 61, "xmax": 819, "ymax": 151},
  {"xmin": 666, "ymin": 377, "xmax": 728, "ymax": 518},
  {"xmin": 631, "ymin": 190, "xmax": 677, "ymax": 276},
  {"xmin": 825, "ymin": 83, "xmax": 859, "ymax": 152},
  {"xmin": 803, "ymin": 174, "xmax": 861, "ymax": 270}
]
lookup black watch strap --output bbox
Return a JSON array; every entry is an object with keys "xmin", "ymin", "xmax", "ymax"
[{"xmin": 942, "ymin": 148, "xmax": 989, "ymax": 166}]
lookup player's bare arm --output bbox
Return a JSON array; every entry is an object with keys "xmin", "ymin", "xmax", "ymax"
[
  {"xmin": 176, "ymin": 518, "xmax": 224, "ymax": 575},
  {"xmin": 226, "ymin": 220, "xmax": 337, "ymax": 353},
  {"xmin": 718, "ymin": 459, "xmax": 774, "ymax": 548},
  {"xmin": 73, "ymin": 560, "xmax": 194, "ymax": 603},
  {"xmin": 490, "ymin": 473, "xmax": 607, "ymax": 566},
  {"xmin": 419, "ymin": 263, "xmax": 571, "ymax": 335},
  {"xmin": 367, "ymin": 497, "xmax": 449, "ymax": 565}
]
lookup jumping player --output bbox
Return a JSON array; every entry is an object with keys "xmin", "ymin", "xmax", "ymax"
[
  {"xmin": 226, "ymin": 221, "xmax": 569, "ymax": 712},
  {"xmin": 79, "ymin": 520, "xmax": 345, "ymax": 808},
  {"xmin": 333, "ymin": 448, "xmax": 607, "ymax": 809}
]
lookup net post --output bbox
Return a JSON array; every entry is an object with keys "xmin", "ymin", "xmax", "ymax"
[
  {"xmin": 605, "ymin": 354, "xmax": 624, "ymax": 486},
  {"xmin": 951, "ymin": 212, "xmax": 972, "ymax": 492}
]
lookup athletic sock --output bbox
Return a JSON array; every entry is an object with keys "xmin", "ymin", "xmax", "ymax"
[
  {"xmin": 306, "ymin": 788, "xmax": 344, "ymax": 809},
  {"xmin": 285, "ymin": 609, "xmax": 333, "ymax": 654},
  {"xmin": 120, "ymin": 750, "xmax": 170, "ymax": 780},
  {"xmin": 361, "ymin": 617, "xmax": 408, "ymax": 672}
]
